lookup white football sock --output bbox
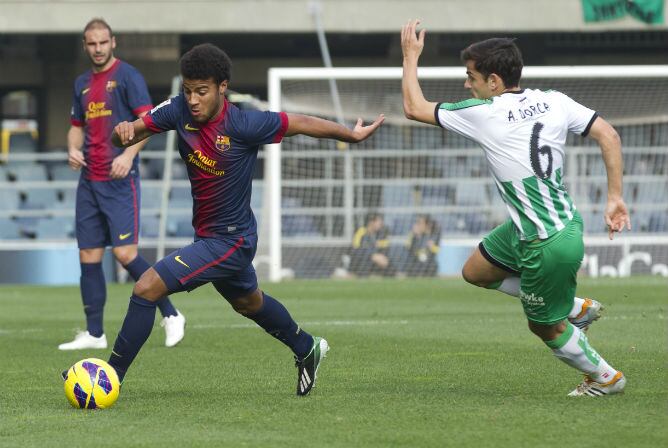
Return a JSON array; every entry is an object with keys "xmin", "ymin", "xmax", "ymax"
[{"xmin": 545, "ymin": 322, "xmax": 618, "ymax": 383}]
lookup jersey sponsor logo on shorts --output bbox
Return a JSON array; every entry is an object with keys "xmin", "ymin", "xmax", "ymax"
[
  {"xmin": 519, "ymin": 289, "xmax": 545, "ymax": 307},
  {"xmin": 106, "ymin": 80, "xmax": 117, "ymax": 92},
  {"xmin": 215, "ymin": 135, "xmax": 230, "ymax": 153},
  {"xmin": 184, "ymin": 123, "xmax": 199, "ymax": 131},
  {"xmin": 119, "ymin": 232, "xmax": 132, "ymax": 240},
  {"xmin": 174, "ymin": 255, "xmax": 190, "ymax": 269}
]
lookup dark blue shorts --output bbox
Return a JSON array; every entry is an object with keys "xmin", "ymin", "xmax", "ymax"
[
  {"xmin": 75, "ymin": 175, "xmax": 140, "ymax": 249},
  {"xmin": 154, "ymin": 233, "xmax": 259, "ymax": 300}
]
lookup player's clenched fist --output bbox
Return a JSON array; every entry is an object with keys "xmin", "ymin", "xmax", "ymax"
[{"xmin": 114, "ymin": 121, "xmax": 135, "ymax": 145}]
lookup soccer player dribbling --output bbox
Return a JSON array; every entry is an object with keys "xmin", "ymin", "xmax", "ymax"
[
  {"xmin": 401, "ymin": 19, "xmax": 631, "ymax": 396},
  {"xmin": 97, "ymin": 43, "xmax": 383, "ymax": 396},
  {"xmin": 60, "ymin": 18, "xmax": 185, "ymax": 352}
]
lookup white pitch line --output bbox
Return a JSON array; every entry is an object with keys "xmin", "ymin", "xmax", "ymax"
[
  {"xmin": 0, "ymin": 314, "xmax": 665, "ymax": 335},
  {"xmin": 189, "ymin": 319, "xmax": 410, "ymax": 330}
]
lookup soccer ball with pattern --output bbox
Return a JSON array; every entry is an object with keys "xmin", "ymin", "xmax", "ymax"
[{"xmin": 63, "ymin": 358, "xmax": 120, "ymax": 409}]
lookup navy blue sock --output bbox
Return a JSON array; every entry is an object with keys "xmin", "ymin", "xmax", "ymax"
[
  {"xmin": 123, "ymin": 255, "xmax": 177, "ymax": 318},
  {"xmin": 108, "ymin": 294, "xmax": 157, "ymax": 382},
  {"xmin": 80, "ymin": 262, "xmax": 106, "ymax": 337},
  {"xmin": 247, "ymin": 292, "xmax": 314, "ymax": 358}
]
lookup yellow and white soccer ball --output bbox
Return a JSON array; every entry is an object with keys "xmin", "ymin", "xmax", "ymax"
[{"xmin": 63, "ymin": 358, "xmax": 120, "ymax": 409}]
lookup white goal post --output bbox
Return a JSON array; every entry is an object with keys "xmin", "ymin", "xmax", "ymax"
[{"xmin": 262, "ymin": 65, "xmax": 668, "ymax": 282}]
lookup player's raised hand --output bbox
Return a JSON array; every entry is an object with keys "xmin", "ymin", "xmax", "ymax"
[
  {"xmin": 604, "ymin": 196, "xmax": 631, "ymax": 240},
  {"xmin": 68, "ymin": 148, "xmax": 87, "ymax": 170},
  {"xmin": 350, "ymin": 114, "xmax": 385, "ymax": 142},
  {"xmin": 401, "ymin": 19, "xmax": 426, "ymax": 61},
  {"xmin": 113, "ymin": 121, "xmax": 135, "ymax": 146}
]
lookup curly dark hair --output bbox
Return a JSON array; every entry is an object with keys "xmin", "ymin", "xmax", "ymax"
[
  {"xmin": 460, "ymin": 38, "xmax": 523, "ymax": 88},
  {"xmin": 180, "ymin": 43, "xmax": 232, "ymax": 85}
]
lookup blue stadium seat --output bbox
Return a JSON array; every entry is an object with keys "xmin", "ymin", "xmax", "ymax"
[
  {"xmin": 649, "ymin": 212, "xmax": 667, "ymax": 232},
  {"xmin": 385, "ymin": 213, "xmax": 414, "ymax": 236},
  {"xmin": 8, "ymin": 162, "xmax": 48, "ymax": 182},
  {"xmin": 140, "ymin": 214, "xmax": 161, "ymax": 238},
  {"xmin": 251, "ymin": 182, "xmax": 263, "ymax": 210},
  {"xmin": 24, "ymin": 189, "xmax": 60, "ymax": 208},
  {"xmin": 282, "ymin": 215, "xmax": 322, "ymax": 237},
  {"xmin": 33, "ymin": 217, "xmax": 75, "ymax": 239},
  {"xmin": 141, "ymin": 185, "xmax": 164, "ymax": 208},
  {"xmin": 8, "ymin": 133, "xmax": 37, "ymax": 153},
  {"xmin": 421, "ymin": 185, "xmax": 452, "ymax": 205},
  {"xmin": 0, "ymin": 218, "xmax": 23, "ymax": 239},
  {"xmin": 382, "ymin": 185, "xmax": 414, "ymax": 208},
  {"xmin": 144, "ymin": 132, "xmax": 167, "ymax": 151},
  {"xmin": 455, "ymin": 183, "xmax": 489, "ymax": 205},
  {"xmin": 170, "ymin": 187, "xmax": 192, "ymax": 206},
  {"xmin": 0, "ymin": 189, "xmax": 21, "ymax": 210},
  {"xmin": 50, "ymin": 164, "xmax": 80, "ymax": 181}
]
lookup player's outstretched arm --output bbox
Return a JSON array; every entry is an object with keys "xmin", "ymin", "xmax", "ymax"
[
  {"xmin": 285, "ymin": 113, "xmax": 385, "ymax": 143},
  {"xmin": 401, "ymin": 19, "xmax": 438, "ymax": 125},
  {"xmin": 112, "ymin": 117, "xmax": 154, "ymax": 148},
  {"xmin": 587, "ymin": 116, "xmax": 631, "ymax": 240}
]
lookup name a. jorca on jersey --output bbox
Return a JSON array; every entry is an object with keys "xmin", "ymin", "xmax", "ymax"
[{"xmin": 507, "ymin": 101, "xmax": 550, "ymax": 123}]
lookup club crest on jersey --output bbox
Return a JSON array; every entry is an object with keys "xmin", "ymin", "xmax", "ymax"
[
  {"xmin": 215, "ymin": 135, "xmax": 230, "ymax": 153},
  {"xmin": 106, "ymin": 80, "xmax": 117, "ymax": 92}
]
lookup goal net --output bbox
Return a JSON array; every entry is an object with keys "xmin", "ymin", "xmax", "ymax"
[{"xmin": 259, "ymin": 66, "xmax": 668, "ymax": 281}]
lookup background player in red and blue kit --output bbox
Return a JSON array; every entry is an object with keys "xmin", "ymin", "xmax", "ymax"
[
  {"xmin": 59, "ymin": 18, "xmax": 186, "ymax": 351},
  {"xmin": 104, "ymin": 43, "xmax": 384, "ymax": 396}
]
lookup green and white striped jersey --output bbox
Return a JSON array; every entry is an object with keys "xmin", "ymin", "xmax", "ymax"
[{"xmin": 435, "ymin": 89, "xmax": 597, "ymax": 240}]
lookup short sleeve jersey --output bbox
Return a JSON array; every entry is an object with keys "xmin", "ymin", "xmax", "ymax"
[
  {"xmin": 435, "ymin": 89, "xmax": 597, "ymax": 240},
  {"xmin": 71, "ymin": 59, "xmax": 153, "ymax": 181},
  {"xmin": 143, "ymin": 95, "xmax": 288, "ymax": 238}
]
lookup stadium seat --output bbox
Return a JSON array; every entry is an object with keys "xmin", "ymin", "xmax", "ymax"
[
  {"xmin": 385, "ymin": 213, "xmax": 414, "ymax": 236},
  {"xmin": 58, "ymin": 188, "xmax": 77, "ymax": 207},
  {"xmin": 635, "ymin": 182, "xmax": 667, "ymax": 204},
  {"xmin": 420, "ymin": 185, "xmax": 452, "ymax": 205},
  {"xmin": 282, "ymin": 215, "xmax": 322, "ymax": 237},
  {"xmin": 251, "ymin": 182, "xmax": 264, "ymax": 210},
  {"xmin": 454, "ymin": 183, "xmax": 489, "ymax": 206},
  {"xmin": 382, "ymin": 185, "xmax": 414, "ymax": 208},
  {"xmin": 140, "ymin": 214, "xmax": 161, "ymax": 238},
  {"xmin": 170, "ymin": 187, "xmax": 193, "ymax": 207},
  {"xmin": 8, "ymin": 133, "xmax": 37, "ymax": 153},
  {"xmin": 0, "ymin": 189, "xmax": 21, "ymax": 211},
  {"xmin": 24, "ymin": 189, "xmax": 60, "ymax": 208},
  {"xmin": 649, "ymin": 212, "xmax": 667, "ymax": 232},
  {"xmin": 141, "ymin": 185, "xmax": 165, "ymax": 208},
  {"xmin": 0, "ymin": 218, "xmax": 23, "ymax": 239},
  {"xmin": 50, "ymin": 164, "xmax": 80, "ymax": 181},
  {"xmin": 143, "ymin": 132, "xmax": 167, "ymax": 151},
  {"xmin": 33, "ymin": 217, "xmax": 74, "ymax": 239},
  {"xmin": 7, "ymin": 162, "xmax": 48, "ymax": 182}
]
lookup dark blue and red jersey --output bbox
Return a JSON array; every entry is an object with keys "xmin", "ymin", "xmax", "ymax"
[
  {"xmin": 71, "ymin": 59, "xmax": 152, "ymax": 181},
  {"xmin": 143, "ymin": 94, "xmax": 288, "ymax": 238}
]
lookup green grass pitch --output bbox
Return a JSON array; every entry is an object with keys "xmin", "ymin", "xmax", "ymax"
[{"xmin": 0, "ymin": 277, "xmax": 666, "ymax": 447}]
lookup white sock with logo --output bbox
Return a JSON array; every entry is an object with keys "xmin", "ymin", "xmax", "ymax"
[
  {"xmin": 491, "ymin": 277, "xmax": 587, "ymax": 318},
  {"xmin": 545, "ymin": 322, "xmax": 618, "ymax": 383}
]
